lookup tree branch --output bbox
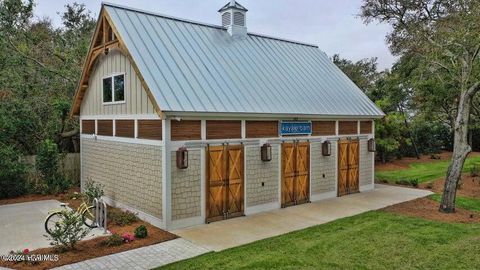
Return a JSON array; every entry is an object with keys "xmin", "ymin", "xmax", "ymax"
[{"xmin": 7, "ymin": 37, "xmax": 72, "ymax": 83}]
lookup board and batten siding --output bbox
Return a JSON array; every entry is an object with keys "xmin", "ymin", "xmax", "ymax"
[{"xmin": 80, "ymin": 49, "xmax": 156, "ymax": 116}]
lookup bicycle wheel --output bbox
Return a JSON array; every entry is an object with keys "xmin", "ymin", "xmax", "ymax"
[
  {"xmin": 44, "ymin": 212, "xmax": 65, "ymax": 235},
  {"xmin": 82, "ymin": 205, "xmax": 100, "ymax": 228}
]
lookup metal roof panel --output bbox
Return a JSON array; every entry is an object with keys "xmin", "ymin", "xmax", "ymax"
[{"xmin": 104, "ymin": 3, "xmax": 384, "ymax": 117}]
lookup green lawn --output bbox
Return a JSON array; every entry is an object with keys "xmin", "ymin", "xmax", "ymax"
[
  {"xmin": 429, "ymin": 194, "xmax": 480, "ymax": 212},
  {"xmin": 159, "ymin": 211, "xmax": 480, "ymax": 270},
  {"xmin": 375, "ymin": 155, "xmax": 480, "ymax": 184}
]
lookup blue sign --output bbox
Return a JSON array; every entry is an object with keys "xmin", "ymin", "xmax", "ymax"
[{"xmin": 280, "ymin": 121, "xmax": 312, "ymax": 135}]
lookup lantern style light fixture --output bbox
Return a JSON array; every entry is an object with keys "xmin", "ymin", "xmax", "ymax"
[
  {"xmin": 322, "ymin": 141, "xmax": 332, "ymax": 156},
  {"xmin": 368, "ymin": 138, "xmax": 376, "ymax": 152},
  {"xmin": 261, "ymin": 143, "xmax": 272, "ymax": 162},
  {"xmin": 176, "ymin": 147, "xmax": 188, "ymax": 169}
]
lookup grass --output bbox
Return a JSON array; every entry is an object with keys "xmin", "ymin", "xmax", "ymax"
[
  {"xmin": 158, "ymin": 211, "xmax": 480, "ymax": 270},
  {"xmin": 375, "ymin": 155, "xmax": 480, "ymax": 184},
  {"xmin": 429, "ymin": 194, "xmax": 480, "ymax": 212}
]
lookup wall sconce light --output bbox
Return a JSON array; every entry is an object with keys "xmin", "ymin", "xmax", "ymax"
[
  {"xmin": 176, "ymin": 147, "xmax": 188, "ymax": 169},
  {"xmin": 261, "ymin": 143, "xmax": 272, "ymax": 162},
  {"xmin": 368, "ymin": 138, "xmax": 376, "ymax": 152},
  {"xmin": 322, "ymin": 141, "xmax": 331, "ymax": 156}
]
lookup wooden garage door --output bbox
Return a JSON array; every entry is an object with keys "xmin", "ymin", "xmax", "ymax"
[
  {"xmin": 281, "ymin": 142, "xmax": 310, "ymax": 208},
  {"xmin": 281, "ymin": 143, "xmax": 296, "ymax": 207},
  {"xmin": 347, "ymin": 140, "xmax": 360, "ymax": 194},
  {"xmin": 295, "ymin": 142, "xmax": 310, "ymax": 204},
  {"xmin": 206, "ymin": 146, "xmax": 226, "ymax": 223},
  {"xmin": 338, "ymin": 139, "xmax": 359, "ymax": 196},
  {"xmin": 206, "ymin": 145, "xmax": 244, "ymax": 223},
  {"xmin": 226, "ymin": 145, "xmax": 244, "ymax": 218}
]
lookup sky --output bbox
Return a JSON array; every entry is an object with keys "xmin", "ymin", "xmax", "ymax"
[{"xmin": 33, "ymin": 0, "xmax": 396, "ymax": 70}]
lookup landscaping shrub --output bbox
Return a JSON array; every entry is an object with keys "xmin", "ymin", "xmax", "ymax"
[
  {"xmin": 395, "ymin": 179, "xmax": 419, "ymax": 187},
  {"xmin": 395, "ymin": 180, "xmax": 410, "ymax": 186},
  {"xmin": 101, "ymin": 233, "xmax": 124, "ymax": 247},
  {"xmin": 108, "ymin": 210, "xmax": 138, "ymax": 226},
  {"xmin": 44, "ymin": 210, "xmax": 91, "ymax": 251},
  {"xmin": 409, "ymin": 179, "xmax": 419, "ymax": 188},
  {"xmin": 0, "ymin": 145, "xmax": 28, "ymax": 199},
  {"xmin": 83, "ymin": 177, "xmax": 104, "ymax": 204},
  {"xmin": 134, "ymin": 225, "xmax": 148, "ymax": 239},
  {"xmin": 37, "ymin": 139, "xmax": 70, "ymax": 194},
  {"xmin": 121, "ymin": 233, "xmax": 135, "ymax": 243},
  {"xmin": 470, "ymin": 165, "xmax": 479, "ymax": 177}
]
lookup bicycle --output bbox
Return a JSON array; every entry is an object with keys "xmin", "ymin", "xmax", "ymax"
[{"xmin": 44, "ymin": 201, "xmax": 101, "ymax": 235}]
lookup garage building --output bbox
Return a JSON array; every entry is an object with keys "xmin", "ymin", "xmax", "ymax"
[{"xmin": 71, "ymin": 1, "xmax": 384, "ymax": 230}]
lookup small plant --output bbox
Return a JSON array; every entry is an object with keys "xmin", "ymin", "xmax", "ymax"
[
  {"xmin": 470, "ymin": 164, "xmax": 479, "ymax": 177},
  {"xmin": 83, "ymin": 177, "xmax": 104, "ymax": 204},
  {"xmin": 108, "ymin": 210, "xmax": 138, "ymax": 226},
  {"xmin": 101, "ymin": 233, "xmax": 124, "ymax": 247},
  {"xmin": 122, "ymin": 233, "xmax": 135, "ymax": 243},
  {"xmin": 134, "ymin": 225, "xmax": 148, "ymax": 239},
  {"xmin": 395, "ymin": 179, "xmax": 418, "ymax": 187},
  {"xmin": 395, "ymin": 180, "xmax": 410, "ymax": 186},
  {"xmin": 44, "ymin": 210, "xmax": 91, "ymax": 251},
  {"xmin": 409, "ymin": 179, "xmax": 419, "ymax": 188}
]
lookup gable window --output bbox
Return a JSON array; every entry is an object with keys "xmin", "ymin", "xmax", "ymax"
[{"xmin": 103, "ymin": 74, "xmax": 125, "ymax": 103}]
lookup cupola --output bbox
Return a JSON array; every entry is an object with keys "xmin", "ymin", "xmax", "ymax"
[{"xmin": 218, "ymin": 0, "xmax": 248, "ymax": 38}]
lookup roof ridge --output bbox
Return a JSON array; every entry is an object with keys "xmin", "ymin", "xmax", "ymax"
[{"xmin": 101, "ymin": 1, "xmax": 319, "ymax": 48}]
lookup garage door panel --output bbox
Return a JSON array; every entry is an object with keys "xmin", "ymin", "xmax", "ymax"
[
  {"xmin": 338, "ymin": 139, "xmax": 360, "ymax": 196},
  {"xmin": 207, "ymin": 145, "xmax": 244, "ymax": 222},
  {"xmin": 227, "ymin": 146, "xmax": 244, "ymax": 217},
  {"xmin": 282, "ymin": 142, "xmax": 310, "ymax": 207}
]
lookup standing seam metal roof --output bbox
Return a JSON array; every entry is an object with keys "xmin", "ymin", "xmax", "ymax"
[{"xmin": 104, "ymin": 3, "xmax": 385, "ymax": 117}]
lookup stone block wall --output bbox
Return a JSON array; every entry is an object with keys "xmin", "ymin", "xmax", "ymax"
[
  {"xmin": 81, "ymin": 138, "xmax": 162, "ymax": 219},
  {"xmin": 171, "ymin": 149, "xmax": 201, "ymax": 221},
  {"xmin": 311, "ymin": 141, "xmax": 337, "ymax": 195},
  {"xmin": 245, "ymin": 145, "xmax": 279, "ymax": 207},
  {"xmin": 359, "ymin": 139, "xmax": 374, "ymax": 187}
]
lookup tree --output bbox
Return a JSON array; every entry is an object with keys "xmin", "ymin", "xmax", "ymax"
[
  {"xmin": 334, "ymin": 54, "xmax": 420, "ymax": 160},
  {"xmin": 361, "ymin": 0, "xmax": 480, "ymax": 212},
  {"xmin": 0, "ymin": 0, "xmax": 95, "ymax": 154},
  {"xmin": 332, "ymin": 54, "xmax": 380, "ymax": 95}
]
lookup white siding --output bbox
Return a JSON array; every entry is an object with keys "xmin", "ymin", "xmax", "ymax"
[{"xmin": 80, "ymin": 49, "xmax": 156, "ymax": 116}]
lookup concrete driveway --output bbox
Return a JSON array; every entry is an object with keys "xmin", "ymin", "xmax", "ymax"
[
  {"xmin": 0, "ymin": 200, "xmax": 105, "ymax": 255},
  {"xmin": 173, "ymin": 184, "xmax": 432, "ymax": 251}
]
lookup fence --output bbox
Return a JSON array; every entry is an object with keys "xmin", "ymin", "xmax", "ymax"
[{"xmin": 23, "ymin": 153, "xmax": 81, "ymax": 185}]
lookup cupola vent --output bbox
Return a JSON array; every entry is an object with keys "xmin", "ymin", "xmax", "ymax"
[{"xmin": 218, "ymin": 0, "xmax": 248, "ymax": 38}]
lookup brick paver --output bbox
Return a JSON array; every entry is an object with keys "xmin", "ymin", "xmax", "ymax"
[{"xmin": 52, "ymin": 239, "xmax": 209, "ymax": 270}]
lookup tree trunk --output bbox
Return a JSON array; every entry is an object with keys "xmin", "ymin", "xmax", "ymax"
[{"xmin": 440, "ymin": 83, "xmax": 480, "ymax": 213}]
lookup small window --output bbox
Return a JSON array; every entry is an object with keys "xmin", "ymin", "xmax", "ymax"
[
  {"xmin": 103, "ymin": 74, "xmax": 125, "ymax": 103},
  {"xmin": 103, "ymin": 78, "xmax": 112, "ymax": 103}
]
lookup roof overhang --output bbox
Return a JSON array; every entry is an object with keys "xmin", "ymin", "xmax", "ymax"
[{"xmin": 163, "ymin": 111, "xmax": 385, "ymax": 120}]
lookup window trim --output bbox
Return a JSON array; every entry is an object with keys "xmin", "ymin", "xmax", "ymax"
[{"xmin": 102, "ymin": 72, "xmax": 126, "ymax": 105}]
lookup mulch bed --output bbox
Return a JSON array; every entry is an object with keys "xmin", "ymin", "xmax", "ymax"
[
  {"xmin": 419, "ymin": 174, "xmax": 480, "ymax": 198},
  {"xmin": 0, "ymin": 187, "xmax": 81, "ymax": 207},
  {"xmin": 0, "ymin": 190, "xmax": 177, "ymax": 270},
  {"xmin": 375, "ymin": 151, "xmax": 480, "ymax": 172},
  {"xmin": 383, "ymin": 197, "xmax": 480, "ymax": 223}
]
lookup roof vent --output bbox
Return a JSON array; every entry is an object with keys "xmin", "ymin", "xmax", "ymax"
[{"xmin": 218, "ymin": 0, "xmax": 248, "ymax": 38}]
